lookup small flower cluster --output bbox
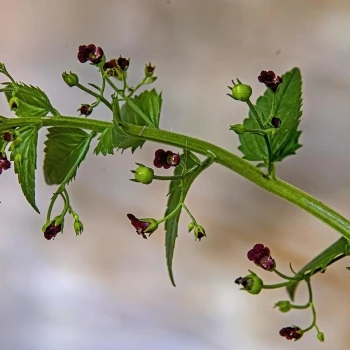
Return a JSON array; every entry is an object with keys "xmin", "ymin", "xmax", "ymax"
[
  {"xmin": 235, "ymin": 243, "xmax": 323, "ymax": 342},
  {"xmin": 127, "ymin": 149, "xmax": 181, "ymax": 238}
]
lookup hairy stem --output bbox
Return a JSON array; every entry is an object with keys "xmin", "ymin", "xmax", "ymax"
[{"xmin": 2, "ymin": 115, "xmax": 350, "ymax": 241}]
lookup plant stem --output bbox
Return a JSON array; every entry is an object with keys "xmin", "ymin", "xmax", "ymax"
[
  {"xmin": 273, "ymin": 269, "xmax": 298, "ymax": 280},
  {"xmin": 75, "ymin": 84, "xmax": 112, "ymax": 110},
  {"xmin": 2, "ymin": 115, "xmax": 350, "ymax": 242},
  {"xmin": 157, "ymin": 180, "xmax": 185, "ymax": 224},
  {"xmin": 182, "ymin": 203, "xmax": 197, "ymax": 224},
  {"xmin": 246, "ymin": 99, "xmax": 274, "ymax": 176},
  {"xmin": 262, "ymin": 281, "xmax": 293, "ymax": 289}
]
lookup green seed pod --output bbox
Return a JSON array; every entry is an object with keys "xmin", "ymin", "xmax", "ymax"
[
  {"xmin": 231, "ymin": 84, "xmax": 252, "ymax": 102},
  {"xmin": 230, "ymin": 124, "xmax": 246, "ymax": 134},
  {"xmin": 317, "ymin": 332, "xmax": 325, "ymax": 342},
  {"xmin": 188, "ymin": 221, "xmax": 195, "ymax": 232},
  {"xmin": 134, "ymin": 166, "xmax": 154, "ymax": 185},
  {"xmin": 74, "ymin": 219, "xmax": 84, "ymax": 236},
  {"xmin": 62, "ymin": 71, "xmax": 79, "ymax": 87},
  {"xmin": 194, "ymin": 225, "xmax": 206, "ymax": 241},
  {"xmin": 9, "ymin": 97, "xmax": 20, "ymax": 111},
  {"xmin": 142, "ymin": 218, "xmax": 159, "ymax": 235},
  {"xmin": 274, "ymin": 300, "xmax": 292, "ymax": 313},
  {"xmin": 235, "ymin": 273, "xmax": 263, "ymax": 295}
]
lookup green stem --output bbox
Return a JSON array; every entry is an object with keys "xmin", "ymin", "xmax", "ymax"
[
  {"xmin": 157, "ymin": 181, "xmax": 185, "ymax": 224},
  {"xmin": 262, "ymin": 281, "xmax": 293, "ymax": 289},
  {"xmin": 182, "ymin": 203, "xmax": 197, "ymax": 224},
  {"xmin": 76, "ymin": 83, "xmax": 112, "ymax": 110},
  {"xmin": 47, "ymin": 191, "xmax": 60, "ymax": 222},
  {"xmin": 127, "ymin": 76, "xmax": 147, "ymax": 98},
  {"xmin": 122, "ymin": 71, "xmax": 127, "ymax": 94},
  {"xmin": 90, "ymin": 68, "xmax": 107, "ymax": 110},
  {"xmin": 290, "ymin": 302, "xmax": 310, "ymax": 310},
  {"xmin": 268, "ymin": 93, "xmax": 276, "ymax": 122},
  {"xmin": 246, "ymin": 99, "xmax": 274, "ymax": 176},
  {"xmin": 273, "ymin": 268, "xmax": 298, "ymax": 280},
  {"xmin": 2, "ymin": 115, "xmax": 350, "ymax": 242},
  {"xmin": 105, "ymin": 75, "xmax": 122, "ymax": 94},
  {"xmin": 303, "ymin": 279, "xmax": 317, "ymax": 332},
  {"xmin": 60, "ymin": 190, "xmax": 70, "ymax": 218}
]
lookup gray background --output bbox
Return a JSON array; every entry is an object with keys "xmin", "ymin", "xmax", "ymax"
[{"xmin": 1, "ymin": 0, "xmax": 350, "ymax": 349}]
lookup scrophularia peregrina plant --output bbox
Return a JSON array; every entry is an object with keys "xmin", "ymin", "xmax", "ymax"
[{"xmin": 0, "ymin": 44, "xmax": 349, "ymax": 343}]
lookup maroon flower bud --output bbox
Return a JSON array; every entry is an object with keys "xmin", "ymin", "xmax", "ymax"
[
  {"xmin": 279, "ymin": 326, "xmax": 303, "ymax": 341},
  {"xmin": 153, "ymin": 149, "xmax": 180, "ymax": 169},
  {"xmin": 144, "ymin": 62, "xmax": 155, "ymax": 77},
  {"xmin": 194, "ymin": 225, "xmax": 206, "ymax": 241},
  {"xmin": 78, "ymin": 104, "xmax": 92, "ymax": 116},
  {"xmin": 117, "ymin": 56, "xmax": 130, "ymax": 71},
  {"xmin": 271, "ymin": 116, "xmax": 281, "ymax": 128},
  {"xmin": 258, "ymin": 70, "xmax": 282, "ymax": 92},
  {"xmin": 77, "ymin": 44, "xmax": 104, "ymax": 64},
  {"xmin": 0, "ymin": 153, "xmax": 11, "ymax": 175},
  {"xmin": 127, "ymin": 214, "xmax": 158, "ymax": 239},
  {"xmin": 43, "ymin": 221, "xmax": 62, "ymax": 240},
  {"xmin": 103, "ymin": 59, "xmax": 123, "ymax": 80},
  {"xmin": 247, "ymin": 243, "xmax": 275, "ymax": 271},
  {"xmin": 3, "ymin": 132, "xmax": 12, "ymax": 141}
]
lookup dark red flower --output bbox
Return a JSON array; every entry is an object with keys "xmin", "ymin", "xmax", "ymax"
[
  {"xmin": 258, "ymin": 70, "xmax": 282, "ymax": 92},
  {"xmin": 103, "ymin": 58, "xmax": 117, "ymax": 72},
  {"xmin": 0, "ymin": 153, "xmax": 11, "ymax": 175},
  {"xmin": 127, "ymin": 214, "xmax": 149, "ymax": 239},
  {"xmin": 117, "ymin": 56, "xmax": 130, "ymax": 71},
  {"xmin": 3, "ymin": 132, "xmax": 12, "ymax": 141},
  {"xmin": 127, "ymin": 214, "xmax": 159, "ymax": 239},
  {"xmin": 247, "ymin": 243, "xmax": 275, "ymax": 270},
  {"xmin": 153, "ymin": 149, "xmax": 180, "ymax": 169},
  {"xmin": 146, "ymin": 64, "xmax": 155, "ymax": 73},
  {"xmin": 279, "ymin": 326, "xmax": 303, "ymax": 341},
  {"xmin": 103, "ymin": 59, "xmax": 123, "ymax": 79},
  {"xmin": 78, "ymin": 104, "xmax": 92, "ymax": 116},
  {"xmin": 145, "ymin": 63, "xmax": 155, "ymax": 77},
  {"xmin": 271, "ymin": 116, "xmax": 281, "ymax": 128},
  {"xmin": 44, "ymin": 221, "xmax": 62, "ymax": 240},
  {"xmin": 77, "ymin": 44, "xmax": 104, "ymax": 64}
]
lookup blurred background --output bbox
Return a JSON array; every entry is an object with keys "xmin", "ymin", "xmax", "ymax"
[{"xmin": 1, "ymin": 0, "xmax": 350, "ymax": 349}]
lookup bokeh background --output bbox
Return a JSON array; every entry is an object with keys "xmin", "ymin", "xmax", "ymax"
[{"xmin": 1, "ymin": 0, "xmax": 350, "ymax": 349}]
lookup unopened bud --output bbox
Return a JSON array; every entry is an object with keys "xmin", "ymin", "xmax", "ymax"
[
  {"xmin": 230, "ymin": 124, "xmax": 246, "ymax": 134},
  {"xmin": 62, "ymin": 71, "xmax": 79, "ymax": 87}
]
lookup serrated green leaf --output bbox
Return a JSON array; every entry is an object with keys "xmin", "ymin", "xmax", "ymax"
[
  {"xmin": 238, "ymin": 68, "xmax": 302, "ymax": 162},
  {"xmin": 2, "ymin": 82, "xmax": 57, "ymax": 117},
  {"xmin": 117, "ymin": 89, "xmax": 162, "ymax": 152},
  {"xmin": 10, "ymin": 127, "xmax": 39, "ymax": 213},
  {"xmin": 286, "ymin": 238, "xmax": 349, "ymax": 300},
  {"xmin": 43, "ymin": 128, "xmax": 93, "ymax": 185},
  {"xmin": 165, "ymin": 151, "xmax": 201, "ymax": 286},
  {"xmin": 94, "ymin": 125, "xmax": 117, "ymax": 156}
]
